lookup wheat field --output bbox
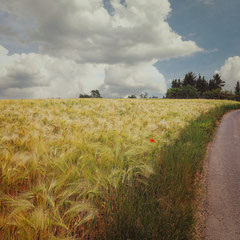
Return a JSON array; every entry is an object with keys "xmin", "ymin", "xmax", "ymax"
[{"xmin": 0, "ymin": 99, "xmax": 239, "ymax": 239}]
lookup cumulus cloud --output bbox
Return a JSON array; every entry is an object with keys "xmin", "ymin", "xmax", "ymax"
[
  {"xmin": 1, "ymin": 0, "xmax": 202, "ymax": 64},
  {"xmin": 0, "ymin": 44, "xmax": 166, "ymax": 99},
  {"xmin": 0, "ymin": 45, "xmax": 105, "ymax": 99},
  {"xmin": 0, "ymin": 0, "xmax": 203, "ymax": 98},
  {"xmin": 218, "ymin": 56, "xmax": 240, "ymax": 90},
  {"xmin": 100, "ymin": 63, "xmax": 167, "ymax": 97},
  {"xmin": 0, "ymin": 44, "xmax": 8, "ymax": 56}
]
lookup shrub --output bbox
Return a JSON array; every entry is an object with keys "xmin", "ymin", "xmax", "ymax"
[{"xmin": 166, "ymin": 85, "xmax": 199, "ymax": 99}]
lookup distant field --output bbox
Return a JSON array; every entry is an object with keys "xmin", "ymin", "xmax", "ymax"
[{"xmin": 0, "ymin": 99, "xmax": 239, "ymax": 239}]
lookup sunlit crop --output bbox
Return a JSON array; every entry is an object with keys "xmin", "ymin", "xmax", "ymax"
[{"xmin": 0, "ymin": 98, "xmax": 239, "ymax": 239}]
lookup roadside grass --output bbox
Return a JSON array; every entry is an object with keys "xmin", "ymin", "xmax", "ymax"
[
  {"xmin": 0, "ymin": 99, "xmax": 239, "ymax": 239},
  {"xmin": 98, "ymin": 103, "xmax": 240, "ymax": 240}
]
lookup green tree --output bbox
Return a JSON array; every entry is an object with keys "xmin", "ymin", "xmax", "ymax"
[
  {"xmin": 203, "ymin": 89, "xmax": 222, "ymax": 99},
  {"xmin": 128, "ymin": 94, "xmax": 137, "ymax": 98},
  {"xmin": 90, "ymin": 90, "xmax": 102, "ymax": 98},
  {"xmin": 79, "ymin": 93, "xmax": 91, "ymax": 98},
  {"xmin": 208, "ymin": 79, "xmax": 216, "ymax": 91},
  {"xmin": 235, "ymin": 81, "xmax": 240, "ymax": 94},
  {"xmin": 181, "ymin": 85, "xmax": 199, "ymax": 98},
  {"xmin": 196, "ymin": 75, "xmax": 209, "ymax": 96},
  {"xmin": 171, "ymin": 79, "xmax": 181, "ymax": 88},
  {"xmin": 212, "ymin": 73, "xmax": 225, "ymax": 90},
  {"xmin": 166, "ymin": 88, "xmax": 182, "ymax": 99},
  {"xmin": 166, "ymin": 86, "xmax": 199, "ymax": 99},
  {"xmin": 182, "ymin": 72, "xmax": 196, "ymax": 87},
  {"xmin": 139, "ymin": 92, "xmax": 148, "ymax": 99}
]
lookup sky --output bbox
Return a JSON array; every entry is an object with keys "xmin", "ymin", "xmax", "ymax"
[{"xmin": 0, "ymin": 0, "xmax": 240, "ymax": 99}]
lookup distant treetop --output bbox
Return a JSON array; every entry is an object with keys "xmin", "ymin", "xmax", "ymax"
[{"xmin": 79, "ymin": 90, "xmax": 102, "ymax": 98}]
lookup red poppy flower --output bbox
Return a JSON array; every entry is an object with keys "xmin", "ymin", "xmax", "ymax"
[{"xmin": 149, "ymin": 139, "xmax": 156, "ymax": 143}]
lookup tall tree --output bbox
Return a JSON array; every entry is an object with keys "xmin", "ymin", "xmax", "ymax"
[
  {"xmin": 171, "ymin": 79, "xmax": 181, "ymax": 88},
  {"xmin": 196, "ymin": 75, "xmax": 202, "ymax": 92},
  {"xmin": 202, "ymin": 76, "xmax": 209, "ymax": 93},
  {"xmin": 196, "ymin": 75, "xmax": 208, "ymax": 95},
  {"xmin": 235, "ymin": 81, "xmax": 240, "ymax": 94},
  {"xmin": 212, "ymin": 73, "xmax": 225, "ymax": 90},
  {"xmin": 128, "ymin": 94, "xmax": 137, "ymax": 98},
  {"xmin": 182, "ymin": 72, "xmax": 196, "ymax": 87},
  {"xmin": 166, "ymin": 85, "xmax": 199, "ymax": 99},
  {"xmin": 79, "ymin": 93, "xmax": 91, "ymax": 98},
  {"xmin": 90, "ymin": 90, "xmax": 102, "ymax": 98},
  {"xmin": 177, "ymin": 79, "xmax": 181, "ymax": 88},
  {"xmin": 139, "ymin": 92, "xmax": 148, "ymax": 99},
  {"xmin": 208, "ymin": 79, "xmax": 216, "ymax": 91},
  {"xmin": 171, "ymin": 79, "xmax": 178, "ymax": 88}
]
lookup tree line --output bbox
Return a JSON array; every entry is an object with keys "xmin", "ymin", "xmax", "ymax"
[
  {"xmin": 166, "ymin": 72, "xmax": 240, "ymax": 101},
  {"xmin": 127, "ymin": 92, "xmax": 159, "ymax": 99},
  {"xmin": 78, "ymin": 73, "xmax": 240, "ymax": 101},
  {"xmin": 79, "ymin": 90, "xmax": 102, "ymax": 98},
  {"xmin": 79, "ymin": 90, "xmax": 159, "ymax": 99}
]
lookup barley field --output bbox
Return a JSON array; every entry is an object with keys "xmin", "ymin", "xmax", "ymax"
[{"xmin": 0, "ymin": 99, "xmax": 239, "ymax": 239}]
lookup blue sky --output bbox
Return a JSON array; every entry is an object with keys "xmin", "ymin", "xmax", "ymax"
[
  {"xmin": 156, "ymin": 0, "xmax": 240, "ymax": 85},
  {"xmin": 0, "ymin": 0, "xmax": 240, "ymax": 98}
]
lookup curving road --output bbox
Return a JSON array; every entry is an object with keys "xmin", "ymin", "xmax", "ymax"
[{"xmin": 206, "ymin": 110, "xmax": 240, "ymax": 239}]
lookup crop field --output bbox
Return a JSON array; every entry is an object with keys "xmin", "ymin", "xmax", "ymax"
[{"xmin": 0, "ymin": 99, "xmax": 240, "ymax": 239}]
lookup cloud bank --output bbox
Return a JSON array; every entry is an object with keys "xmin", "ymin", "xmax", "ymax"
[
  {"xmin": 0, "ymin": 45, "xmax": 105, "ymax": 98},
  {"xmin": 218, "ymin": 56, "xmax": 240, "ymax": 90},
  {"xmin": 100, "ymin": 63, "xmax": 167, "ymax": 98},
  {"xmin": 0, "ymin": 0, "xmax": 203, "ymax": 99}
]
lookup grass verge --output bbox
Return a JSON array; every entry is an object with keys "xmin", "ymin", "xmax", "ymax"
[{"xmin": 92, "ymin": 103, "xmax": 240, "ymax": 240}]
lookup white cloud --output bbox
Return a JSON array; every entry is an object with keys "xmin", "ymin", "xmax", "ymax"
[
  {"xmin": 100, "ymin": 62, "xmax": 167, "ymax": 97},
  {"xmin": 1, "ymin": 0, "xmax": 202, "ymax": 64},
  {"xmin": 218, "ymin": 56, "xmax": 240, "ymax": 90},
  {"xmin": 0, "ymin": 0, "xmax": 203, "ymax": 98},
  {"xmin": 0, "ymin": 44, "xmax": 166, "ymax": 99},
  {"xmin": 207, "ymin": 48, "xmax": 219, "ymax": 53},
  {"xmin": 0, "ymin": 45, "xmax": 105, "ymax": 99},
  {"xmin": 0, "ymin": 44, "xmax": 8, "ymax": 56}
]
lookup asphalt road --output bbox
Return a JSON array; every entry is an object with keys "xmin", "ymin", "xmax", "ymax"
[{"xmin": 206, "ymin": 110, "xmax": 240, "ymax": 240}]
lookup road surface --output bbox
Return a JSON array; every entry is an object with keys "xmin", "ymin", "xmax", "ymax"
[{"xmin": 206, "ymin": 110, "xmax": 240, "ymax": 239}]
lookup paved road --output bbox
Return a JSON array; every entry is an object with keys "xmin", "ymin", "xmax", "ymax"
[{"xmin": 206, "ymin": 110, "xmax": 240, "ymax": 240}]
